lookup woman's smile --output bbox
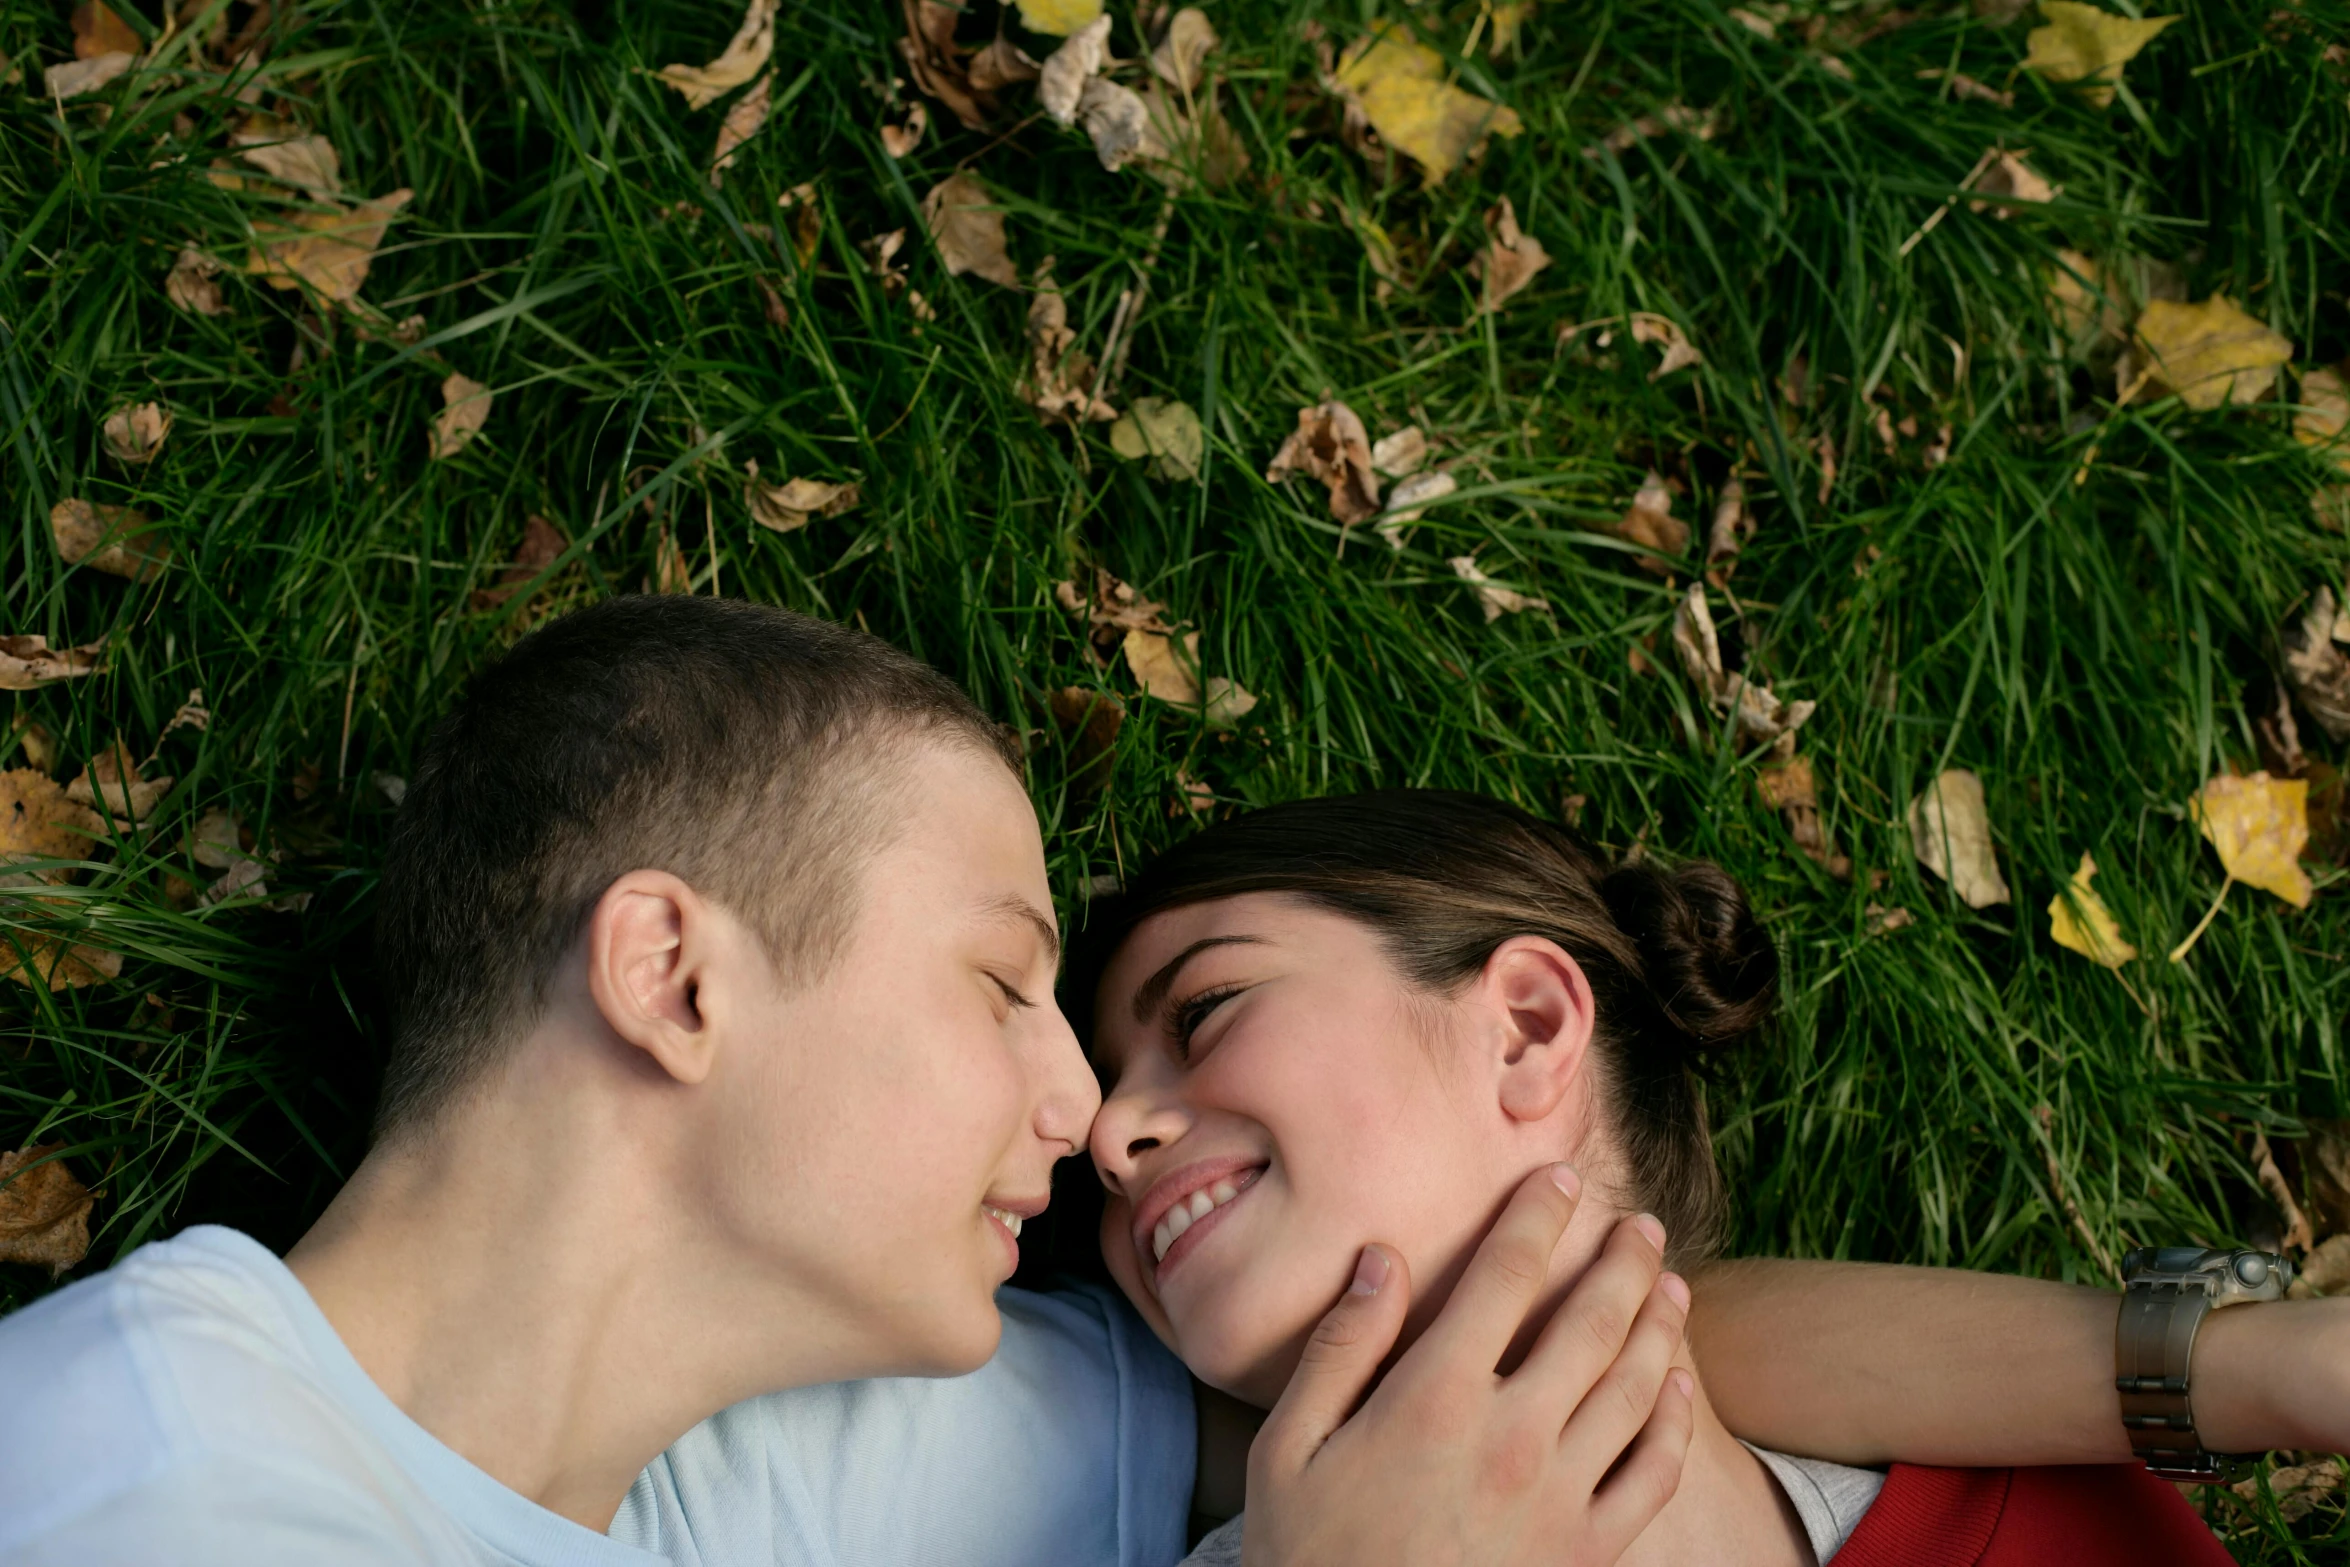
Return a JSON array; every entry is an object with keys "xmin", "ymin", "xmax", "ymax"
[{"xmin": 1134, "ymin": 1159, "xmax": 1268, "ymax": 1290}]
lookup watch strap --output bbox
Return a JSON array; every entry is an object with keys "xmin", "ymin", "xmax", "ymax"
[{"xmin": 2115, "ymin": 1281, "xmax": 2219, "ymax": 1480}]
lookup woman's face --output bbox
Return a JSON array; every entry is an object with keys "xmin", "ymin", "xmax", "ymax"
[{"xmin": 1088, "ymin": 893, "xmax": 1595, "ymax": 1406}]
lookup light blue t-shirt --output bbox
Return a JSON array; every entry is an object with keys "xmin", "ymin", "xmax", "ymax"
[{"xmin": 0, "ymin": 1225, "xmax": 1195, "ymax": 1567}]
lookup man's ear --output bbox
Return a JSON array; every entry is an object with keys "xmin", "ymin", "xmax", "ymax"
[
  {"xmin": 1478, "ymin": 936, "xmax": 1597, "ymax": 1124},
  {"xmin": 584, "ymin": 869, "xmax": 723, "ymax": 1086}
]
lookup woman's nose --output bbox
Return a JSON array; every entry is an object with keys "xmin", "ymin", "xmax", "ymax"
[{"xmin": 1089, "ymin": 1080, "xmax": 1194, "ymax": 1199}]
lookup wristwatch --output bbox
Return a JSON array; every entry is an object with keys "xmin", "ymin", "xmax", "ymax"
[{"xmin": 2115, "ymin": 1246, "xmax": 2294, "ymax": 1482}]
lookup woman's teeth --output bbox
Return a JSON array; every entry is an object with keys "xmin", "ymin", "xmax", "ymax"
[
  {"xmin": 1152, "ymin": 1179, "xmax": 1243, "ymax": 1263},
  {"xmin": 984, "ymin": 1205, "xmax": 1024, "ymax": 1238}
]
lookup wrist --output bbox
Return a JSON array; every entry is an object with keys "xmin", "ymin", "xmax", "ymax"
[{"xmin": 2189, "ymin": 1299, "xmax": 2350, "ymax": 1454}]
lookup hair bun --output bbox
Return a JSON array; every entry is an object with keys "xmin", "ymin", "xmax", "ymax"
[{"xmin": 1597, "ymin": 859, "xmax": 1778, "ymax": 1061}]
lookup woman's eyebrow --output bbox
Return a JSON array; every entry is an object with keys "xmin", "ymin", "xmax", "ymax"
[{"xmin": 1129, "ymin": 935, "xmax": 1267, "ymax": 1023}]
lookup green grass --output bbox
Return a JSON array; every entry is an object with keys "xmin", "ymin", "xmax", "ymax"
[{"xmin": 4, "ymin": 0, "xmax": 2349, "ymax": 1551}]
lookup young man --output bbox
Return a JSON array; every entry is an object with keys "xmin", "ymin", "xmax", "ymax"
[{"xmin": 0, "ymin": 596, "xmax": 1693, "ymax": 1567}]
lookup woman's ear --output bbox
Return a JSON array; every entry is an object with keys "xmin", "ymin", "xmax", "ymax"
[
  {"xmin": 1478, "ymin": 936, "xmax": 1597, "ymax": 1124},
  {"xmin": 584, "ymin": 869, "xmax": 723, "ymax": 1086}
]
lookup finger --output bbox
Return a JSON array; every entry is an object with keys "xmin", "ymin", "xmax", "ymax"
[
  {"xmin": 1587, "ymin": 1368, "xmax": 1696, "ymax": 1549},
  {"xmin": 1410, "ymin": 1162, "xmax": 1583, "ymax": 1373},
  {"xmin": 1557, "ymin": 1272, "xmax": 1691, "ymax": 1475},
  {"xmin": 1253, "ymin": 1244, "xmax": 1414, "ymax": 1479},
  {"xmin": 1510, "ymin": 1212, "xmax": 1667, "ymax": 1409}
]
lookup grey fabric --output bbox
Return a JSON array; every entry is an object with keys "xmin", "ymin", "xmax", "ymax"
[
  {"xmin": 1742, "ymin": 1442, "xmax": 1888, "ymax": 1564},
  {"xmin": 1178, "ymin": 1513, "xmax": 1245, "ymax": 1567}
]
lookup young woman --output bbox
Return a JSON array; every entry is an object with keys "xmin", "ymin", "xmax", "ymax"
[{"xmin": 1074, "ymin": 789, "xmax": 2326, "ymax": 1565}]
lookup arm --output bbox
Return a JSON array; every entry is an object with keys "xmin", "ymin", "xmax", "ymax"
[{"xmin": 1687, "ymin": 1257, "xmax": 2350, "ymax": 1468}]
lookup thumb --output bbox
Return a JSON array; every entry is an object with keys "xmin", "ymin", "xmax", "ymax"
[{"xmin": 1254, "ymin": 1244, "xmax": 1412, "ymax": 1479}]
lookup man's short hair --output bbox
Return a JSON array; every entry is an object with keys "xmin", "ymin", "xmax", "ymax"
[{"xmin": 371, "ymin": 595, "xmax": 1018, "ymax": 1141}]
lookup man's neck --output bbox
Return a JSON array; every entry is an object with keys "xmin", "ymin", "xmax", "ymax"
[{"xmin": 286, "ymin": 1045, "xmax": 856, "ymax": 1532}]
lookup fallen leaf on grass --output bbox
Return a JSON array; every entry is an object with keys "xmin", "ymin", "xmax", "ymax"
[
  {"xmin": 1967, "ymin": 149, "xmax": 2060, "ymax": 214},
  {"xmin": 2124, "ymin": 296, "xmax": 2292, "ymax": 411},
  {"xmin": 1371, "ymin": 427, "xmax": 1427, "ymax": 477},
  {"xmin": 1582, "ymin": 103, "xmax": 1716, "ymax": 162},
  {"xmin": 1021, "ymin": 264, "xmax": 1117, "ymax": 426},
  {"xmin": 711, "ymin": 72, "xmax": 773, "ymax": 185},
  {"xmin": 1705, "ymin": 479, "xmax": 1754, "ymax": 582},
  {"xmin": 1756, "ymin": 752, "xmax": 1852, "ymax": 879},
  {"xmin": 2283, "ymin": 587, "xmax": 2350, "ymax": 741},
  {"xmin": 921, "ymin": 173, "xmax": 1019, "ymax": 287},
  {"xmin": 971, "ymin": 36, "xmax": 1043, "ymax": 91},
  {"xmin": 1017, "ymin": 0, "xmax": 1103, "ymax": 34},
  {"xmin": 1866, "ymin": 902, "xmax": 1915, "ymax": 933},
  {"xmin": 2231, "ymin": 1462, "xmax": 2345, "ymax": 1524},
  {"xmin": 1449, "ymin": 556, "xmax": 1549, "ymax": 622},
  {"xmin": 2298, "ymin": 364, "xmax": 2349, "ymax": 472},
  {"xmin": 1909, "ymin": 769, "xmax": 2011, "ymax": 908},
  {"xmin": 45, "ymin": 50, "xmax": 133, "ymax": 99},
  {"xmin": 470, "ymin": 514, "xmax": 572, "ymax": 612},
  {"xmin": 880, "ymin": 102, "xmax": 927, "ymax": 158},
  {"xmin": 2291, "ymin": 1232, "xmax": 2350, "ymax": 1298},
  {"xmin": 1331, "ymin": 26, "xmax": 1524, "ymax": 185},
  {"xmin": 1615, "ymin": 471, "xmax": 1687, "ymax": 574},
  {"xmin": 899, "ymin": 0, "xmax": 1001, "ymax": 130},
  {"xmin": 1378, "ymin": 470, "xmax": 1456, "ymax": 548},
  {"xmin": 67, "ymin": 738, "xmax": 171, "ymax": 827},
  {"xmin": 102, "ymin": 402, "xmax": 171, "ymax": 464},
  {"xmin": 1150, "ymin": 8, "xmax": 1218, "ymax": 93},
  {"xmin": 1039, "ymin": 15, "xmax": 1112, "ymax": 126},
  {"xmin": 1076, "ymin": 76, "xmax": 1157, "ymax": 171},
  {"xmin": 233, "ymin": 121, "xmax": 343, "ymax": 197},
  {"xmin": 656, "ymin": 0, "xmax": 777, "ymax": 110},
  {"xmin": 1058, "ymin": 567, "xmax": 1173, "ymax": 662},
  {"xmin": 51, "ymin": 499, "xmax": 169, "ymax": 582},
  {"xmin": 1672, "ymin": 584, "xmax": 1815, "ymax": 750},
  {"xmin": 1265, "ymin": 400, "xmax": 1381, "ymax": 525},
  {"xmin": 1124, "ymin": 627, "xmax": 1197, "ymax": 705},
  {"xmin": 1048, "ymin": 686, "xmax": 1123, "ymax": 792},
  {"xmin": 1470, "ymin": 197, "xmax": 1549, "ymax": 314},
  {"xmin": 0, "ymin": 769, "xmax": 104, "ymax": 882},
  {"xmin": 429, "ymin": 373, "xmax": 493, "ymax": 461},
  {"xmin": 1558, "ymin": 313, "xmax": 1702, "ymax": 381},
  {"xmin": 2169, "ymin": 771, "xmax": 2311, "ymax": 962},
  {"xmin": 0, "ymin": 1146, "xmax": 93, "ymax": 1274},
  {"xmin": 2048, "ymin": 851, "xmax": 2136, "ymax": 967},
  {"xmin": 72, "ymin": 1, "xmax": 138, "ymax": 56},
  {"xmin": 248, "ymin": 189, "xmax": 414, "ymax": 307},
  {"xmin": 0, "ymin": 637, "xmax": 106, "ymax": 691},
  {"xmin": 744, "ymin": 460, "xmax": 861, "ymax": 533},
  {"xmin": 1109, "ymin": 397, "xmax": 1204, "ymax": 481},
  {"xmin": 166, "ymin": 248, "xmax": 227, "ymax": 316},
  {"xmin": 2023, "ymin": 1, "xmax": 2177, "ymax": 108}
]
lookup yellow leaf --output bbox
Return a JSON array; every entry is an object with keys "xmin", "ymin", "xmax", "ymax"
[
  {"xmin": 1109, "ymin": 397, "xmax": 1204, "ymax": 483},
  {"xmin": 0, "ymin": 1145, "xmax": 93, "ymax": 1274},
  {"xmin": 1123, "ymin": 627, "xmax": 1201, "ymax": 706},
  {"xmin": 1016, "ymin": 0, "xmax": 1104, "ymax": 37},
  {"xmin": 2048, "ymin": 851, "xmax": 2137, "ymax": 967},
  {"xmin": 2129, "ymin": 296, "xmax": 2293, "ymax": 411},
  {"xmin": 1334, "ymin": 27, "xmax": 1524, "ymax": 184},
  {"xmin": 2023, "ymin": 2, "xmax": 2177, "ymax": 108},
  {"xmin": 2193, "ymin": 773, "xmax": 2312, "ymax": 908}
]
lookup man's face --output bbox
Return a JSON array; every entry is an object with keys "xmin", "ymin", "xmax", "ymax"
[{"xmin": 693, "ymin": 740, "xmax": 1099, "ymax": 1376}]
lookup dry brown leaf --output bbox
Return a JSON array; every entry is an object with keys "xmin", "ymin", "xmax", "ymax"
[
  {"xmin": 248, "ymin": 189, "xmax": 414, "ymax": 307},
  {"xmin": 1449, "ymin": 556, "xmax": 1549, "ymax": 622},
  {"xmin": 656, "ymin": 0, "xmax": 777, "ymax": 110},
  {"xmin": 2292, "ymin": 1230, "xmax": 2350, "ymax": 1298},
  {"xmin": 0, "ymin": 1146, "xmax": 93, "ymax": 1274},
  {"xmin": 1049, "ymin": 686, "xmax": 1124, "ymax": 792},
  {"xmin": 0, "ymin": 769, "xmax": 105, "ymax": 881},
  {"xmin": 880, "ymin": 102, "xmax": 929, "ymax": 159},
  {"xmin": 2232, "ymin": 1461, "xmax": 2345, "ymax": 1523},
  {"xmin": 2126, "ymin": 296, "xmax": 2293, "ymax": 411},
  {"xmin": 0, "ymin": 637, "xmax": 107, "ymax": 692},
  {"xmin": 68, "ymin": 737, "xmax": 170, "ymax": 823},
  {"xmin": 1378, "ymin": 470, "xmax": 1456, "ymax": 549},
  {"xmin": 13, "ymin": 720, "xmax": 59, "ymax": 773},
  {"xmin": 1109, "ymin": 397, "xmax": 1204, "ymax": 482},
  {"xmin": 1018, "ymin": 0, "xmax": 1104, "ymax": 33},
  {"xmin": 1265, "ymin": 400, "xmax": 1381, "ymax": 525},
  {"xmin": 2048, "ymin": 851, "xmax": 2137, "ymax": 967},
  {"xmin": 1370, "ymin": 427, "xmax": 1427, "ymax": 478},
  {"xmin": 900, "ymin": 0, "xmax": 999, "ymax": 130},
  {"xmin": 1756, "ymin": 753, "xmax": 1852, "ymax": 879},
  {"xmin": 470, "ymin": 514, "xmax": 571, "ymax": 612},
  {"xmin": 234, "ymin": 124, "xmax": 344, "ymax": 197},
  {"xmin": 165, "ymin": 248, "xmax": 227, "ymax": 316},
  {"xmin": 744, "ymin": 460, "xmax": 861, "ymax": 533},
  {"xmin": 2283, "ymin": 587, "xmax": 2350, "ymax": 741},
  {"xmin": 102, "ymin": 402, "xmax": 171, "ymax": 465},
  {"xmin": 1021, "ymin": 266, "xmax": 1118, "ymax": 426},
  {"xmin": 922, "ymin": 173, "xmax": 1019, "ymax": 287},
  {"xmin": 1076, "ymin": 75, "xmax": 1160, "ymax": 171},
  {"xmin": 44, "ymin": 50, "xmax": 133, "ymax": 98},
  {"xmin": 1916, "ymin": 67, "xmax": 2016, "ymax": 105},
  {"xmin": 1040, "ymin": 15, "xmax": 1113, "ymax": 126},
  {"xmin": 1616, "ymin": 470, "xmax": 1687, "ymax": 574},
  {"xmin": 711, "ymin": 71, "xmax": 773, "ymax": 185},
  {"xmin": 1672, "ymin": 584, "xmax": 1815, "ymax": 751},
  {"xmin": 1909, "ymin": 768, "xmax": 2011, "ymax": 909},
  {"xmin": 1470, "ymin": 197, "xmax": 1550, "ymax": 314},
  {"xmin": 1706, "ymin": 479, "xmax": 1755, "ymax": 580},
  {"xmin": 1583, "ymin": 103, "xmax": 1716, "ymax": 161},
  {"xmin": 1559, "ymin": 312, "xmax": 1701, "ymax": 381},
  {"xmin": 2299, "ymin": 364, "xmax": 2350, "ymax": 473},
  {"xmin": 428, "ymin": 372, "xmax": 493, "ymax": 461},
  {"xmin": 51, "ymin": 499, "xmax": 169, "ymax": 583},
  {"xmin": 1968, "ymin": 150, "xmax": 2060, "ymax": 215},
  {"xmin": 1331, "ymin": 26, "xmax": 1524, "ymax": 184},
  {"xmin": 72, "ymin": 1, "xmax": 138, "ymax": 56},
  {"xmin": 2023, "ymin": 2, "xmax": 2177, "ymax": 107},
  {"xmin": 1866, "ymin": 902, "xmax": 1915, "ymax": 934},
  {"xmin": 1150, "ymin": 8, "xmax": 1218, "ymax": 93},
  {"xmin": 970, "ymin": 36, "xmax": 1043, "ymax": 91},
  {"xmin": 1058, "ymin": 567, "xmax": 1174, "ymax": 665},
  {"xmin": 1124, "ymin": 627, "xmax": 1200, "ymax": 706},
  {"xmin": 1204, "ymin": 677, "xmax": 1258, "ymax": 729}
]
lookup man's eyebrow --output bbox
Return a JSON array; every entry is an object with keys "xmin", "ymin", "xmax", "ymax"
[
  {"xmin": 1130, "ymin": 935, "xmax": 1267, "ymax": 1024},
  {"xmin": 979, "ymin": 893, "xmax": 1060, "ymax": 966}
]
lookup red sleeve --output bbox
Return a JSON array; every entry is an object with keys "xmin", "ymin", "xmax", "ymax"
[{"xmin": 1829, "ymin": 1463, "xmax": 2238, "ymax": 1567}]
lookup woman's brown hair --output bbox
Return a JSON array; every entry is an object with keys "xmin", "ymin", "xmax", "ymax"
[{"xmin": 1067, "ymin": 790, "xmax": 1778, "ymax": 1266}]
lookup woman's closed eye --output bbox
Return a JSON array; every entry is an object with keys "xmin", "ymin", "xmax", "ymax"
[{"xmin": 1168, "ymin": 984, "xmax": 1246, "ymax": 1061}]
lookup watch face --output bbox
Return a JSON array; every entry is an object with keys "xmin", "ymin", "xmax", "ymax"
[{"xmin": 2147, "ymin": 1245, "xmax": 2217, "ymax": 1273}]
